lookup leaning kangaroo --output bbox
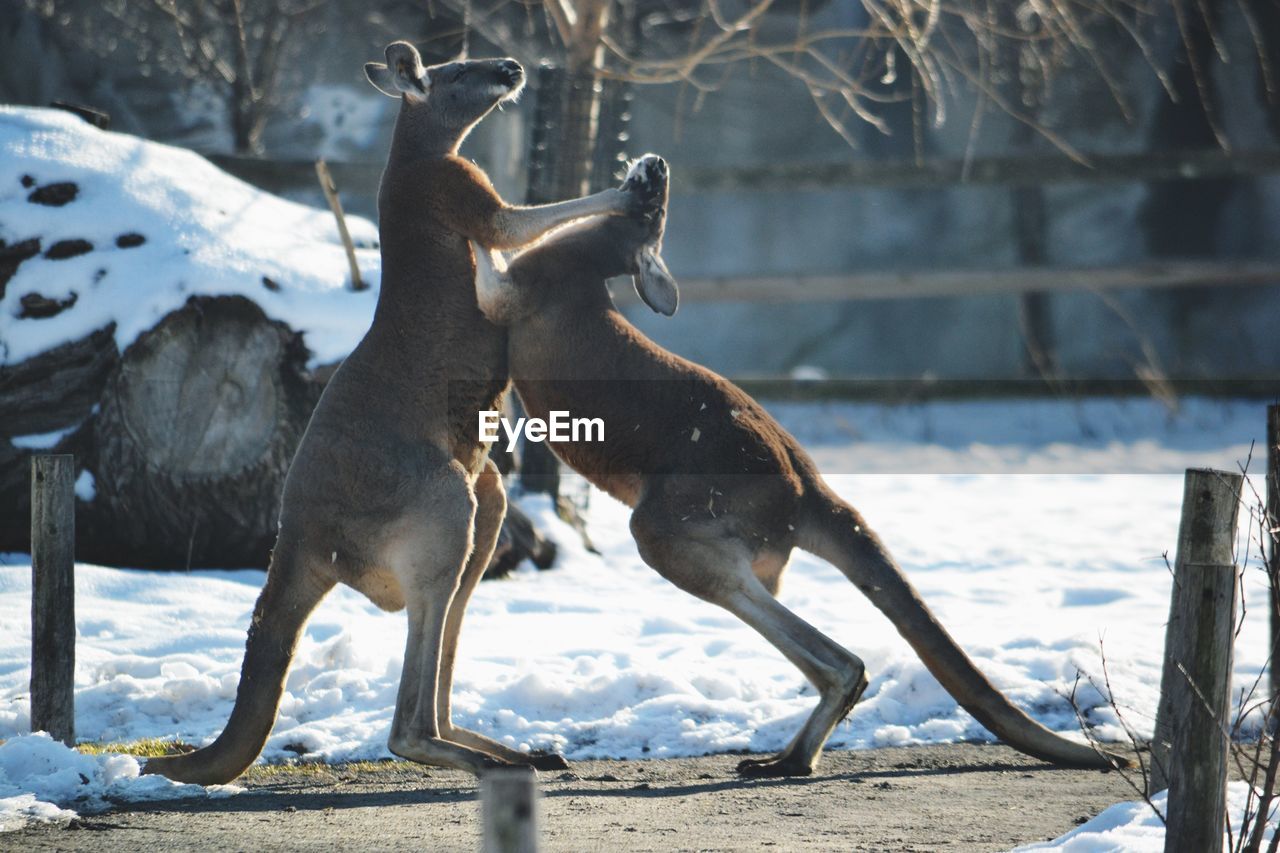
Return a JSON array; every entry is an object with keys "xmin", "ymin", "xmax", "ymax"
[
  {"xmin": 146, "ymin": 42, "xmax": 654, "ymax": 784},
  {"xmin": 471, "ymin": 156, "xmax": 1124, "ymax": 776}
]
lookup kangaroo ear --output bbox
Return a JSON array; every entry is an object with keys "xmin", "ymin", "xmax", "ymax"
[
  {"xmin": 364, "ymin": 63, "xmax": 400, "ymax": 98},
  {"xmin": 366, "ymin": 42, "xmax": 429, "ymax": 101},
  {"xmin": 633, "ymin": 248, "xmax": 678, "ymax": 316}
]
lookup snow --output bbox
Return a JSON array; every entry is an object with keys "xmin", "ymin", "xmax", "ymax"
[
  {"xmin": 0, "ymin": 394, "xmax": 1273, "ymax": 834},
  {"xmin": 1015, "ymin": 783, "xmax": 1277, "ymax": 851},
  {"xmin": 0, "ymin": 106, "xmax": 380, "ymax": 367},
  {"xmin": 8, "ymin": 426, "xmax": 76, "ymax": 450},
  {"xmin": 74, "ymin": 471, "xmax": 95, "ymax": 502},
  {"xmin": 0, "ymin": 733, "xmax": 240, "ymax": 832}
]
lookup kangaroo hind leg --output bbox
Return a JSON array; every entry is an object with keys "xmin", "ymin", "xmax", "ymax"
[
  {"xmin": 385, "ymin": 471, "xmax": 510, "ymax": 775},
  {"xmin": 630, "ymin": 506, "xmax": 867, "ymax": 777},
  {"xmin": 435, "ymin": 460, "xmax": 570, "ymax": 770}
]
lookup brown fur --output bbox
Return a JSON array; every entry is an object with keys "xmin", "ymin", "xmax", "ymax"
[
  {"xmin": 144, "ymin": 42, "xmax": 649, "ymax": 785},
  {"xmin": 472, "ymin": 157, "xmax": 1126, "ymax": 776}
]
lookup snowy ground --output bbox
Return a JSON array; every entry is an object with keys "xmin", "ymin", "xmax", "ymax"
[
  {"xmin": 0, "ymin": 733, "xmax": 240, "ymax": 832},
  {"xmin": 1015, "ymin": 782, "xmax": 1276, "ymax": 851},
  {"xmin": 0, "ymin": 394, "xmax": 1274, "ymax": 841}
]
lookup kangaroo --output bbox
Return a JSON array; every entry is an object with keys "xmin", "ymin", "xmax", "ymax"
[
  {"xmin": 145, "ymin": 42, "xmax": 655, "ymax": 784},
  {"xmin": 469, "ymin": 155, "xmax": 1125, "ymax": 777}
]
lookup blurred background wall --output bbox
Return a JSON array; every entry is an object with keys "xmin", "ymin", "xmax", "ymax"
[{"xmin": 3, "ymin": 0, "xmax": 1277, "ymax": 383}]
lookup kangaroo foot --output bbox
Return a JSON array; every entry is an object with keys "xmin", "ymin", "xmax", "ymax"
[
  {"xmin": 736, "ymin": 753, "xmax": 814, "ymax": 778},
  {"xmin": 527, "ymin": 750, "xmax": 571, "ymax": 771},
  {"xmin": 389, "ymin": 733, "xmax": 513, "ymax": 776},
  {"xmin": 442, "ymin": 723, "xmax": 570, "ymax": 771},
  {"xmin": 736, "ymin": 672, "xmax": 869, "ymax": 779}
]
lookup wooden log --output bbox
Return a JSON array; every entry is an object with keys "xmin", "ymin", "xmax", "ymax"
[
  {"xmin": 1, "ymin": 439, "xmax": 33, "ymax": 554},
  {"xmin": 30, "ymin": 454, "xmax": 75, "ymax": 746},
  {"xmin": 1149, "ymin": 468, "xmax": 1242, "ymax": 853},
  {"xmin": 1268, "ymin": 405, "xmax": 1280, "ymax": 710},
  {"xmin": 486, "ymin": 503, "xmax": 557, "ymax": 579},
  {"xmin": 0, "ymin": 324, "xmax": 118, "ymax": 437},
  {"xmin": 79, "ymin": 295, "xmax": 320, "ymax": 568},
  {"xmin": 0, "ymin": 326, "xmax": 118, "ymax": 554},
  {"xmin": 481, "ymin": 767, "xmax": 539, "ymax": 853}
]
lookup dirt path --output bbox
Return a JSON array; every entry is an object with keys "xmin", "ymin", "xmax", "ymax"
[{"xmin": 9, "ymin": 744, "xmax": 1140, "ymax": 852}]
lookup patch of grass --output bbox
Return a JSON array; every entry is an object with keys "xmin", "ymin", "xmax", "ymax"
[
  {"xmin": 76, "ymin": 737, "xmax": 194, "ymax": 758},
  {"xmin": 244, "ymin": 759, "xmax": 401, "ymax": 780},
  {"xmin": 69, "ymin": 740, "xmax": 403, "ymax": 780}
]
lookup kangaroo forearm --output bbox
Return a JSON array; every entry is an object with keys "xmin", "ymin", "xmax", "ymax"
[{"xmin": 487, "ymin": 190, "xmax": 626, "ymax": 249}]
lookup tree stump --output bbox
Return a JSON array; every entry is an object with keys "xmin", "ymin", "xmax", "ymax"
[{"xmin": 79, "ymin": 295, "xmax": 318, "ymax": 567}]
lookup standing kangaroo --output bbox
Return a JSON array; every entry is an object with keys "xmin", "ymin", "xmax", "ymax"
[
  {"xmin": 146, "ymin": 42, "xmax": 654, "ymax": 784},
  {"xmin": 470, "ymin": 155, "xmax": 1124, "ymax": 776}
]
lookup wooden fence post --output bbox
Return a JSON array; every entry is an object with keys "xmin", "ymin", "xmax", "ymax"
[
  {"xmin": 30, "ymin": 454, "xmax": 75, "ymax": 746},
  {"xmin": 481, "ymin": 767, "xmax": 538, "ymax": 853},
  {"xmin": 1149, "ymin": 468, "xmax": 1242, "ymax": 853},
  {"xmin": 1267, "ymin": 404, "xmax": 1279, "ymax": 712}
]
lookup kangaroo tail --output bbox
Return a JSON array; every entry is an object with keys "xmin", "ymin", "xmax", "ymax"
[
  {"xmin": 800, "ymin": 486, "xmax": 1127, "ymax": 769},
  {"xmin": 144, "ymin": 546, "xmax": 333, "ymax": 785}
]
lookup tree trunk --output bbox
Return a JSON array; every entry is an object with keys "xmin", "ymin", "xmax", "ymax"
[
  {"xmin": 514, "ymin": 0, "xmax": 615, "ymax": 499},
  {"xmin": 228, "ymin": 0, "xmax": 262, "ymax": 156},
  {"xmin": 518, "ymin": 63, "xmax": 597, "ymax": 497},
  {"xmin": 517, "ymin": 13, "xmax": 634, "ymax": 497},
  {"xmin": 228, "ymin": 76, "xmax": 266, "ymax": 156}
]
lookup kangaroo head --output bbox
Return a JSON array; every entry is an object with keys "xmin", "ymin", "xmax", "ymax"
[
  {"xmin": 623, "ymin": 155, "xmax": 678, "ymax": 316},
  {"xmin": 365, "ymin": 41, "xmax": 524, "ymax": 151}
]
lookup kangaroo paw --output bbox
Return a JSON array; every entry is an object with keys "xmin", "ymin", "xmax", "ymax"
[
  {"xmin": 527, "ymin": 750, "xmax": 571, "ymax": 771},
  {"xmin": 736, "ymin": 754, "xmax": 814, "ymax": 778}
]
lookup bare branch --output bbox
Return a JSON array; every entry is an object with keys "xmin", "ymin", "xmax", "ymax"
[
  {"xmin": 543, "ymin": 0, "xmax": 575, "ymax": 47},
  {"xmin": 1062, "ymin": 645, "xmax": 1165, "ymax": 824},
  {"xmin": 1171, "ymin": 0, "xmax": 1231, "ymax": 151}
]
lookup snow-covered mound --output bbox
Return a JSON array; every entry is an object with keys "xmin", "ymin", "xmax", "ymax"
[
  {"xmin": 0, "ymin": 106, "xmax": 380, "ymax": 367},
  {"xmin": 1014, "ymin": 783, "xmax": 1276, "ymax": 851},
  {"xmin": 0, "ymin": 733, "xmax": 239, "ymax": 832}
]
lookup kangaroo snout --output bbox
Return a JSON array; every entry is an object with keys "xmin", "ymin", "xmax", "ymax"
[
  {"xmin": 622, "ymin": 154, "xmax": 670, "ymax": 243},
  {"xmin": 622, "ymin": 154, "xmax": 668, "ymax": 194},
  {"xmin": 498, "ymin": 59, "xmax": 523, "ymax": 87}
]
